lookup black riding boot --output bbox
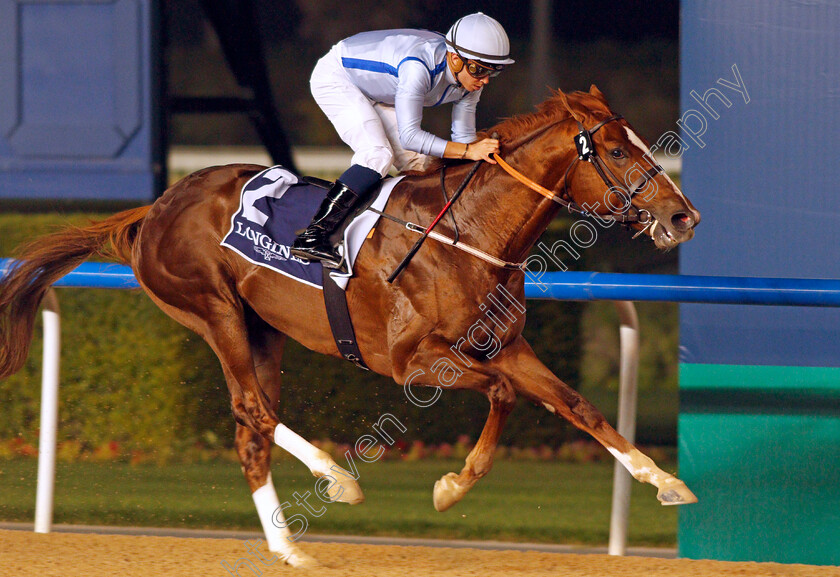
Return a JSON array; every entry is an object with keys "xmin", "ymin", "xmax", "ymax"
[
  {"xmin": 290, "ymin": 181, "xmax": 368, "ymax": 268},
  {"xmin": 291, "ymin": 164, "xmax": 381, "ymax": 268}
]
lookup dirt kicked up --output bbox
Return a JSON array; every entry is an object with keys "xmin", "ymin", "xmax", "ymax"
[{"xmin": 2, "ymin": 529, "xmax": 837, "ymax": 577}]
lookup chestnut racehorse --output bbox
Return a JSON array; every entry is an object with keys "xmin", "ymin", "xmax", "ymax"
[{"xmin": 0, "ymin": 87, "xmax": 699, "ymax": 567}]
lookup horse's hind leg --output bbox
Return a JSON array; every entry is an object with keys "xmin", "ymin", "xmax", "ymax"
[
  {"xmin": 207, "ymin": 306, "xmax": 364, "ymax": 505},
  {"xmin": 135, "ymin": 258, "xmax": 363, "ymax": 505},
  {"xmin": 236, "ymin": 316, "xmax": 318, "ymax": 568}
]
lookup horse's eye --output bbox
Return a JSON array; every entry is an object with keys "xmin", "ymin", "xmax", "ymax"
[{"xmin": 610, "ymin": 148, "xmax": 626, "ymax": 159}]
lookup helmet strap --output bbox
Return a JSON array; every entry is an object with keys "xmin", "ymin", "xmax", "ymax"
[{"xmin": 448, "ymin": 52, "xmax": 464, "ymax": 87}]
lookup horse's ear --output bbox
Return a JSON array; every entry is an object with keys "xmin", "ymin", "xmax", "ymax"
[
  {"xmin": 555, "ymin": 89, "xmax": 586, "ymax": 124},
  {"xmin": 589, "ymin": 84, "xmax": 608, "ymax": 105}
]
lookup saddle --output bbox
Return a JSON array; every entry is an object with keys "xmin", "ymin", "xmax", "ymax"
[
  {"xmin": 221, "ymin": 165, "xmax": 402, "ymax": 288},
  {"xmin": 221, "ymin": 165, "xmax": 404, "ymax": 369}
]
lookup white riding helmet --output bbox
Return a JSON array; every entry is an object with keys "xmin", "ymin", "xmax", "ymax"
[{"xmin": 445, "ymin": 12, "xmax": 515, "ymax": 66}]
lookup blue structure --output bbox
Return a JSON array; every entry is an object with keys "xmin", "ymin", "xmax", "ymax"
[
  {"xmin": 4, "ymin": 259, "xmax": 840, "ymax": 305},
  {"xmin": 0, "ymin": 0, "xmax": 161, "ymax": 201},
  {"xmin": 679, "ymin": 1, "xmax": 840, "ymax": 565},
  {"xmin": 0, "ymin": 260, "xmax": 140, "ymax": 289}
]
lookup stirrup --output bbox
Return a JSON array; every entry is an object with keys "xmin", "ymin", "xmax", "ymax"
[{"xmin": 290, "ymin": 240, "xmax": 345, "ymax": 269}]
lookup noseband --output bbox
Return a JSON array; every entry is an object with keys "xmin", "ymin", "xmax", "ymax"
[{"xmin": 495, "ymin": 115, "xmax": 664, "ymax": 225}]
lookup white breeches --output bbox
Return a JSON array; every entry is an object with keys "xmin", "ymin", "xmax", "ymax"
[{"xmin": 309, "ymin": 46, "xmax": 433, "ymax": 176}]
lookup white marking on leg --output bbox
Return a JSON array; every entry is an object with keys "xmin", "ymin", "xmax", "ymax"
[
  {"xmin": 610, "ymin": 446, "xmax": 696, "ymax": 505},
  {"xmin": 252, "ymin": 474, "xmax": 289, "ymax": 553},
  {"xmin": 252, "ymin": 474, "xmax": 320, "ymax": 567},
  {"xmin": 607, "ymin": 447, "xmax": 633, "ymax": 470},
  {"xmin": 274, "ymin": 424, "xmax": 333, "ymax": 474},
  {"xmin": 542, "ymin": 402, "xmax": 556, "ymax": 414},
  {"xmin": 272, "ymin": 425, "xmax": 366, "ymax": 505},
  {"xmin": 608, "ymin": 447, "xmax": 664, "ymax": 486},
  {"xmin": 623, "ymin": 127, "xmax": 687, "ymax": 202}
]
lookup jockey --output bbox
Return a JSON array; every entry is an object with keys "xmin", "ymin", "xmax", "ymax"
[{"xmin": 290, "ymin": 12, "xmax": 515, "ymax": 268}]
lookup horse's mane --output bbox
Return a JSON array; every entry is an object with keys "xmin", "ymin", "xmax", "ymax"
[{"xmin": 402, "ymin": 90, "xmax": 609, "ymax": 177}]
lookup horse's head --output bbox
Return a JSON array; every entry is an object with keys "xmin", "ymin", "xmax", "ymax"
[{"xmin": 552, "ymin": 86, "xmax": 700, "ymax": 249}]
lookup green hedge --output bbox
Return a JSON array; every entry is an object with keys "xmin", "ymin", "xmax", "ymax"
[{"xmin": 0, "ymin": 212, "xmax": 586, "ymax": 461}]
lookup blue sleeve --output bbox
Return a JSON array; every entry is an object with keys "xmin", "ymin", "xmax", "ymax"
[
  {"xmin": 451, "ymin": 88, "xmax": 481, "ymax": 143},
  {"xmin": 395, "ymin": 61, "xmax": 450, "ymax": 157}
]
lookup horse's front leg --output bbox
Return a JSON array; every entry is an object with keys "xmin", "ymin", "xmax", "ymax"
[
  {"xmin": 433, "ymin": 380, "xmax": 515, "ymax": 511},
  {"xmin": 502, "ymin": 336, "xmax": 697, "ymax": 506},
  {"xmin": 394, "ymin": 336, "xmax": 516, "ymax": 512}
]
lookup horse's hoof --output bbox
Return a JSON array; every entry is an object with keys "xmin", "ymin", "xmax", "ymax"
[
  {"xmin": 657, "ymin": 479, "xmax": 698, "ymax": 506},
  {"xmin": 433, "ymin": 472, "xmax": 466, "ymax": 512},
  {"xmin": 325, "ymin": 474, "xmax": 365, "ymax": 505},
  {"xmin": 279, "ymin": 547, "xmax": 322, "ymax": 569}
]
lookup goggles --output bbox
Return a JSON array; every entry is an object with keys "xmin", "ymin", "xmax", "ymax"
[{"xmin": 464, "ymin": 59, "xmax": 505, "ymax": 79}]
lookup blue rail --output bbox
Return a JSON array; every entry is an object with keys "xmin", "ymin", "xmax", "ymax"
[
  {"xmin": 523, "ymin": 271, "xmax": 840, "ymax": 307},
  {"xmin": 0, "ymin": 259, "xmax": 140, "ymax": 289},
  {"xmin": 2, "ymin": 259, "xmax": 840, "ymax": 307}
]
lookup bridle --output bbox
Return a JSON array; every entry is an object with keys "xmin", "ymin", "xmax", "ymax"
[
  {"xmin": 495, "ymin": 114, "xmax": 664, "ymax": 227},
  {"xmin": 381, "ymin": 114, "xmax": 669, "ymax": 277}
]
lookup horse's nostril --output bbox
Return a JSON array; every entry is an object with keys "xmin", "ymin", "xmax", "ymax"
[{"xmin": 671, "ymin": 212, "xmax": 694, "ymax": 231}]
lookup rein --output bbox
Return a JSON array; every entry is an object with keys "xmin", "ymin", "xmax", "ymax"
[
  {"xmin": 493, "ymin": 115, "xmax": 662, "ymax": 226},
  {"xmin": 377, "ymin": 114, "xmax": 668, "ymax": 275}
]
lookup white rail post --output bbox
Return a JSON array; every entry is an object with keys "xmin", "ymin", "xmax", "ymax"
[
  {"xmin": 608, "ymin": 300, "xmax": 640, "ymax": 555},
  {"xmin": 34, "ymin": 289, "xmax": 60, "ymax": 534}
]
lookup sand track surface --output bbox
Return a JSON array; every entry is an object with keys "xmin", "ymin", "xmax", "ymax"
[{"xmin": 1, "ymin": 529, "xmax": 837, "ymax": 577}]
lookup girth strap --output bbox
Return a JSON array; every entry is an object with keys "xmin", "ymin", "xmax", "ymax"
[{"xmin": 322, "ymin": 268, "xmax": 369, "ymax": 370}]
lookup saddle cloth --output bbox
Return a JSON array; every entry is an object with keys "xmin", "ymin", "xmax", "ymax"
[{"xmin": 221, "ymin": 166, "xmax": 403, "ymax": 290}]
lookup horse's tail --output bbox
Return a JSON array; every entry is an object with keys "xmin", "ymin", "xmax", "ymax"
[{"xmin": 0, "ymin": 205, "xmax": 152, "ymax": 379}]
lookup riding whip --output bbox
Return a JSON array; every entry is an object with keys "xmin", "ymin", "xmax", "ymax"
[{"xmin": 386, "ymin": 137, "xmax": 494, "ymax": 283}]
